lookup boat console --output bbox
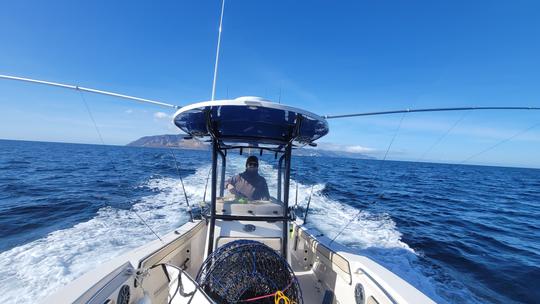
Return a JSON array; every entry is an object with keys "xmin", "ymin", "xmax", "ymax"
[
  {"xmin": 213, "ymin": 196, "xmax": 285, "ymax": 251},
  {"xmin": 215, "ymin": 196, "xmax": 284, "ymax": 216}
]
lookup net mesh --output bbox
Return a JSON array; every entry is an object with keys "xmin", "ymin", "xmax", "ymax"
[{"xmin": 196, "ymin": 240, "xmax": 303, "ymax": 303}]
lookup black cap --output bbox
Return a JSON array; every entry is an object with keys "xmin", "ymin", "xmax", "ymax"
[{"xmin": 246, "ymin": 156, "xmax": 259, "ymax": 167}]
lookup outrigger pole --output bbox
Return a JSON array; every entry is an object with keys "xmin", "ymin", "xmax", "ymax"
[
  {"xmin": 324, "ymin": 106, "xmax": 540, "ymax": 119},
  {"xmin": 5, "ymin": 74, "xmax": 538, "ymax": 119},
  {"xmin": 0, "ymin": 74, "xmax": 180, "ymax": 109}
]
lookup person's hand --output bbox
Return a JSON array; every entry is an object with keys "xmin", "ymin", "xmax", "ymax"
[{"xmin": 226, "ymin": 184, "xmax": 237, "ymax": 195}]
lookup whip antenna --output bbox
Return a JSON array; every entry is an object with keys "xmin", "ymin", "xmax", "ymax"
[{"xmin": 211, "ymin": 0, "xmax": 226, "ymax": 101}]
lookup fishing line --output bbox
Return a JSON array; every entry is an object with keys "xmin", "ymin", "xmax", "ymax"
[
  {"xmin": 461, "ymin": 122, "xmax": 540, "ymax": 164},
  {"xmin": 329, "ymin": 210, "xmax": 363, "ymax": 246},
  {"xmin": 371, "ymin": 112, "xmax": 407, "ymax": 199},
  {"xmin": 133, "ymin": 210, "xmax": 164, "ymax": 243},
  {"xmin": 78, "ymin": 90, "xmax": 105, "ymax": 145},
  {"xmin": 417, "ymin": 112, "xmax": 467, "ymax": 162},
  {"xmin": 328, "ymin": 113, "xmax": 536, "ymax": 243},
  {"xmin": 382, "ymin": 112, "xmax": 406, "ymax": 161},
  {"xmin": 168, "ymin": 147, "xmax": 194, "ymax": 222},
  {"xmin": 77, "ymin": 90, "xmax": 116, "ymax": 172},
  {"xmin": 329, "ymin": 112, "xmax": 407, "ymax": 243},
  {"xmin": 77, "ymin": 90, "xmax": 166, "ymax": 242}
]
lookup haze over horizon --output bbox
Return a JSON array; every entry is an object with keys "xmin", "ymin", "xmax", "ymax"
[{"xmin": 1, "ymin": 1, "xmax": 539, "ymax": 168}]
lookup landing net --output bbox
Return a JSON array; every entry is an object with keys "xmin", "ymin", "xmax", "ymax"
[{"xmin": 196, "ymin": 240, "xmax": 303, "ymax": 303}]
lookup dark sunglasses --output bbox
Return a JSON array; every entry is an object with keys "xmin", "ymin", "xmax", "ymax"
[{"xmin": 247, "ymin": 163, "xmax": 258, "ymax": 168}]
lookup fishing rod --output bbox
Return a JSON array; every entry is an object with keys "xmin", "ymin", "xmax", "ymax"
[
  {"xmin": 294, "ymin": 182, "xmax": 299, "ymax": 208},
  {"xmin": 0, "ymin": 74, "xmax": 180, "ymax": 109},
  {"xmin": 168, "ymin": 148, "xmax": 194, "ymax": 222},
  {"xmin": 303, "ymin": 185, "xmax": 314, "ymax": 224},
  {"xmin": 202, "ymin": 167, "xmax": 212, "ymax": 204}
]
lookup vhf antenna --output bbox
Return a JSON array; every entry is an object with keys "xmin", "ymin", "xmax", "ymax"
[{"xmin": 211, "ymin": 0, "xmax": 226, "ymax": 101}]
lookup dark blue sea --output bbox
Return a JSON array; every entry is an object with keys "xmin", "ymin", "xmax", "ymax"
[{"xmin": 0, "ymin": 139, "xmax": 538, "ymax": 303}]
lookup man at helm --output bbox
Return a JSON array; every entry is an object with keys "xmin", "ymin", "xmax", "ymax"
[{"xmin": 226, "ymin": 156, "xmax": 270, "ymax": 200}]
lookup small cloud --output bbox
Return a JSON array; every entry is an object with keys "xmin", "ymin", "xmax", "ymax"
[
  {"xmin": 342, "ymin": 145, "xmax": 376, "ymax": 153},
  {"xmin": 125, "ymin": 109, "xmax": 133, "ymax": 114},
  {"xmin": 153, "ymin": 111, "xmax": 171, "ymax": 120},
  {"xmin": 316, "ymin": 142, "xmax": 375, "ymax": 154}
]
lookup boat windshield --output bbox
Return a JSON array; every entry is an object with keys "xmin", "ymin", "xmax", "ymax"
[{"xmin": 214, "ymin": 154, "xmax": 286, "ymax": 217}]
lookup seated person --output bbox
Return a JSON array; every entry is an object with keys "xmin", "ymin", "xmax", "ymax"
[{"xmin": 226, "ymin": 156, "xmax": 270, "ymax": 201}]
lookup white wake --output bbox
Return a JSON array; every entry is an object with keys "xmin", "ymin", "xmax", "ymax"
[{"xmin": 0, "ymin": 156, "xmax": 467, "ymax": 303}]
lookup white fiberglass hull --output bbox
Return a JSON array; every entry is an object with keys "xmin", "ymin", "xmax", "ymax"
[{"xmin": 45, "ymin": 218, "xmax": 434, "ymax": 304}]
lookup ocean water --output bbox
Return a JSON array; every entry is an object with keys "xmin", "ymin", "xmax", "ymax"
[{"xmin": 0, "ymin": 139, "xmax": 538, "ymax": 303}]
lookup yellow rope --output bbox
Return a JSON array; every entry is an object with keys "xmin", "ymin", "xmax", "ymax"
[{"xmin": 274, "ymin": 291, "xmax": 296, "ymax": 304}]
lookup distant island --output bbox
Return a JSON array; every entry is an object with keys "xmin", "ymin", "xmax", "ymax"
[
  {"xmin": 293, "ymin": 148, "xmax": 375, "ymax": 159},
  {"xmin": 127, "ymin": 134, "xmax": 208, "ymax": 150},
  {"xmin": 127, "ymin": 134, "xmax": 374, "ymax": 160}
]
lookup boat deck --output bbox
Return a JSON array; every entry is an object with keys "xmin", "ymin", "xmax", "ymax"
[{"xmin": 168, "ymin": 268, "xmax": 327, "ymax": 304}]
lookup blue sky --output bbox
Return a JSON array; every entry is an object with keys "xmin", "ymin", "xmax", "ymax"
[{"xmin": 1, "ymin": 0, "xmax": 539, "ymax": 168}]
